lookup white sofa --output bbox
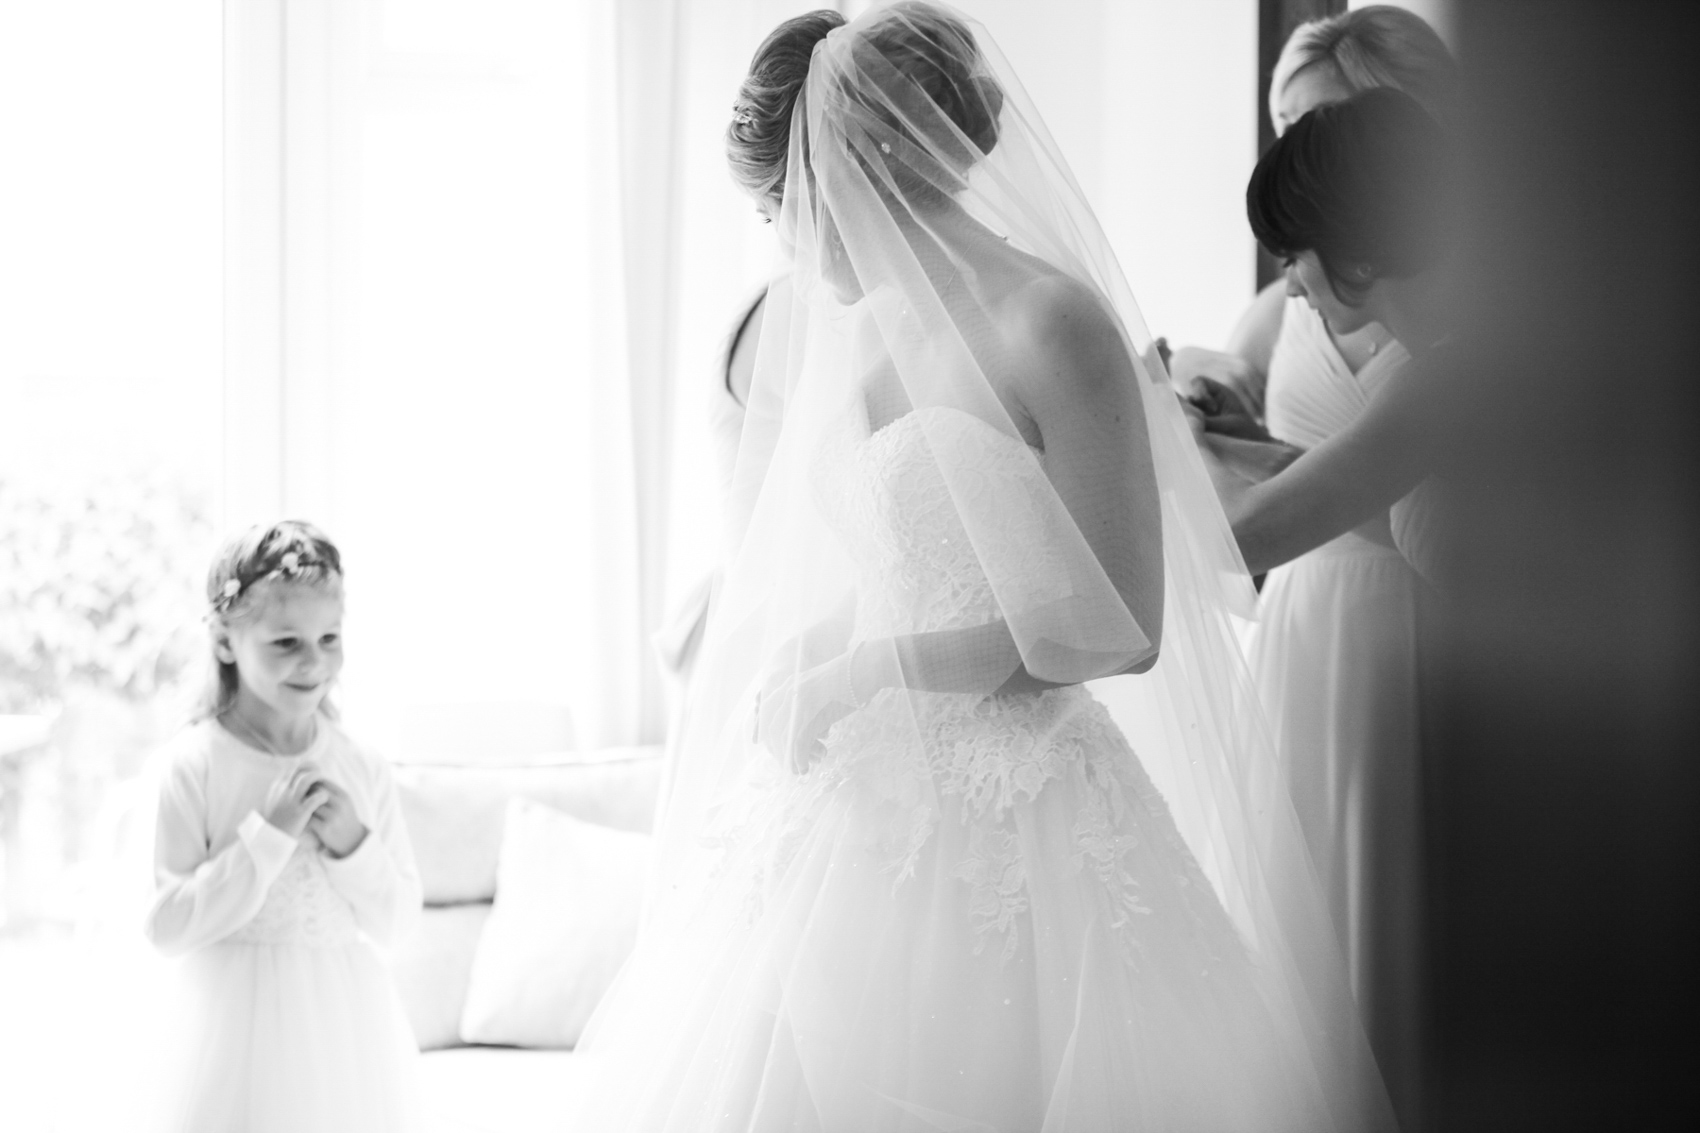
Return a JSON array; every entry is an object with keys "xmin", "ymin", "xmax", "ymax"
[{"xmin": 389, "ymin": 746, "xmax": 663, "ymax": 1133}]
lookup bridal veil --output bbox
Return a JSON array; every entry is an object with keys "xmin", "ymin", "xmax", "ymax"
[{"xmin": 573, "ymin": 5, "xmax": 1395, "ymax": 1130}]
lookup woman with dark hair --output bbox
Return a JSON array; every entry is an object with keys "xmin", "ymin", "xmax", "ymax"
[
  {"xmin": 1193, "ymin": 85, "xmax": 1459, "ymax": 1127},
  {"xmin": 1205, "ymin": 87, "xmax": 1454, "ymax": 572},
  {"xmin": 1168, "ymin": 34, "xmax": 1455, "ymax": 1123},
  {"xmin": 1170, "ymin": 5, "xmax": 1455, "ymax": 411},
  {"xmin": 568, "ymin": 4, "xmax": 1392, "ymax": 1131}
]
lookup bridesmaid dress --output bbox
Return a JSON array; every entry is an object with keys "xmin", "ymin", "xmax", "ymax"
[
  {"xmin": 1250, "ymin": 297, "xmax": 1424, "ymax": 1123},
  {"xmin": 654, "ymin": 286, "xmax": 766, "ymax": 813}
]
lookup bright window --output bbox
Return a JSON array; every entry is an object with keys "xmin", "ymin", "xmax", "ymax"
[{"xmin": 0, "ymin": 4, "xmax": 223, "ymax": 1126}]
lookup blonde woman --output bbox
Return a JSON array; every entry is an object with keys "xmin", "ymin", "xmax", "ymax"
[
  {"xmin": 1175, "ymin": 5, "xmax": 1454, "ymax": 408},
  {"xmin": 1172, "ymin": 8, "xmax": 1454, "ymax": 1127}
]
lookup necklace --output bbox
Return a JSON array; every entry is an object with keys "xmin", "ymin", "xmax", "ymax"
[{"xmin": 222, "ymin": 710, "xmax": 317, "ymax": 757}]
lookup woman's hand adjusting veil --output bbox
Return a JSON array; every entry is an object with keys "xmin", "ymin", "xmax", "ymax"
[
  {"xmin": 1171, "ymin": 346, "xmax": 1266, "ymax": 418},
  {"xmin": 755, "ymin": 605, "xmax": 857, "ymax": 771},
  {"xmin": 757, "ymin": 654, "xmax": 857, "ymax": 773},
  {"xmin": 1187, "ymin": 376, "xmax": 1272, "ymax": 442}
]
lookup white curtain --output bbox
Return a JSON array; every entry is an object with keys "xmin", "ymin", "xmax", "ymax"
[
  {"xmin": 339, "ymin": 0, "xmax": 647, "ymax": 753},
  {"xmin": 656, "ymin": 0, "xmax": 861, "ymax": 622},
  {"xmin": 225, "ymin": 0, "xmax": 648, "ymax": 753}
]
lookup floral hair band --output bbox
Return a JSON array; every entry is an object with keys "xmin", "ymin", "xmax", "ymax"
[{"xmin": 211, "ymin": 548, "xmax": 331, "ymax": 615}]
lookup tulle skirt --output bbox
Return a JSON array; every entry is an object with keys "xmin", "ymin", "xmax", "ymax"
[
  {"xmin": 568, "ymin": 687, "xmax": 1347, "ymax": 1132},
  {"xmin": 156, "ymin": 940, "xmax": 421, "ymax": 1133},
  {"xmin": 1247, "ymin": 535, "xmax": 1424, "ymax": 1119}
]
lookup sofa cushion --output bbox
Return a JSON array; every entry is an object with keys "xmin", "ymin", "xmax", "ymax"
[
  {"xmin": 389, "ymin": 902, "xmax": 491, "ymax": 1051},
  {"xmin": 459, "ymin": 797, "xmax": 653, "ymax": 1049},
  {"xmin": 396, "ymin": 746, "xmax": 662, "ymax": 905}
]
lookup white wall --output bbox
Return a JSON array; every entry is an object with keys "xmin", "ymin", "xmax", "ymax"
[{"xmin": 951, "ymin": 0, "xmax": 1258, "ymax": 349}]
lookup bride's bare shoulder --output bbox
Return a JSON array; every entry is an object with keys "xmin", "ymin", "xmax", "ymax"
[{"xmin": 999, "ymin": 270, "xmax": 1132, "ymax": 396}]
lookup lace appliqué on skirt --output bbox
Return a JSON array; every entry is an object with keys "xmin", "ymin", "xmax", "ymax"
[{"xmin": 713, "ymin": 685, "xmax": 1195, "ymax": 966}]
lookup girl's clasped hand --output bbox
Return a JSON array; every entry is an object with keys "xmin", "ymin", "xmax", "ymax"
[
  {"xmin": 262, "ymin": 764, "xmax": 368, "ymax": 857},
  {"xmin": 305, "ymin": 777, "xmax": 369, "ymax": 858},
  {"xmin": 262, "ymin": 764, "xmax": 330, "ymax": 839}
]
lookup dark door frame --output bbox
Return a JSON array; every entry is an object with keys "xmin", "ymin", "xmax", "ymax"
[{"xmin": 1256, "ymin": 0, "xmax": 1347, "ymax": 290}]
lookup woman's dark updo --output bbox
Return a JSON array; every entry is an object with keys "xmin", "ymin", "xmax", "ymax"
[
  {"xmin": 727, "ymin": 3, "xmax": 1004, "ymax": 211},
  {"xmin": 727, "ymin": 10, "xmax": 845, "ymax": 209},
  {"xmin": 1248, "ymin": 86, "xmax": 1453, "ymax": 304}
]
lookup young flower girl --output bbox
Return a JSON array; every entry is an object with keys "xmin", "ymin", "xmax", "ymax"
[{"xmin": 145, "ymin": 521, "xmax": 422, "ymax": 1133}]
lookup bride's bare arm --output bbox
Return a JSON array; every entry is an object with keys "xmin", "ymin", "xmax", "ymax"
[
  {"xmin": 763, "ymin": 287, "xmax": 1166, "ymax": 763},
  {"xmin": 1017, "ymin": 276, "xmax": 1164, "ymax": 651},
  {"xmin": 848, "ymin": 618, "xmax": 1114, "ymax": 700},
  {"xmin": 845, "ymin": 278, "xmax": 1165, "ymax": 699}
]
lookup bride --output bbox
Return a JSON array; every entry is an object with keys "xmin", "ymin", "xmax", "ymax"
[{"xmin": 569, "ymin": 4, "xmax": 1392, "ymax": 1130}]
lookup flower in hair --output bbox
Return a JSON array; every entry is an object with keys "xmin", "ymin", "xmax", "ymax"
[
  {"xmin": 281, "ymin": 550, "xmax": 301, "ymax": 574},
  {"xmin": 732, "ymin": 110, "xmax": 754, "ymax": 126},
  {"xmin": 222, "ymin": 578, "xmax": 241, "ymax": 601}
]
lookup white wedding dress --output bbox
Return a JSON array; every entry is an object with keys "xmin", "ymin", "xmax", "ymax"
[
  {"xmin": 571, "ymin": 406, "xmax": 1334, "ymax": 1132},
  {"xmin": 575, "ymin": 7, "xmax": 1391, "ymax": 1130}
]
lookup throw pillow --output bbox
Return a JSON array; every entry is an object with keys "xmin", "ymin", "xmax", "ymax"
[{"xmin": 458, "ymin": 797, "xmax": 653, "ymax": 1048}]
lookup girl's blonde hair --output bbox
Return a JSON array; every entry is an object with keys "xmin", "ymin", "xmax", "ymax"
[
  {"xmin": 1271, "ymin": 5, "xmax": 1456, "ymax": 128},
  {"xmin": 193, "ymin": 520, "xmax": 344, "ymax": 723}
]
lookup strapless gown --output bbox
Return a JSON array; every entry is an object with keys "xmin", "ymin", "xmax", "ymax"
[{"xmin": 568, "ymin": 405, "xmax": 1355, "ymax": 1132}]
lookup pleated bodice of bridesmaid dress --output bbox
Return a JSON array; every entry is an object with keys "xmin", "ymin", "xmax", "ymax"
[{"xmin": 1265, "ymin": 298, "xmax": 1411, "ymax": 555}]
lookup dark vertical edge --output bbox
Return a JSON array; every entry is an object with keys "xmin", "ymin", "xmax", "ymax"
[
  {"xmin": 1255, "ymin": 0, "xmax": 1283, "ymax": 292},
  {"xmin": 1424, "ymin": 3, "xmax": 1700, "ymax": 1129},
  {"xmin": 1254, "ymin": 0, "xmax": 1345, "ymax": 292}
]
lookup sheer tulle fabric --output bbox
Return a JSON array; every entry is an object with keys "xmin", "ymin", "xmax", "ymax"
[
  {"xmin": 156, "ymin": 942, "xmax": 421, "ymax": 1133},
  {"xmin": 570, "ymin": 4, "xmax": 1394, "ymax": 1130}
]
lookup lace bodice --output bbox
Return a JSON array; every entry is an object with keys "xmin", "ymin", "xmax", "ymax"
[
  {"xmin": 228, "ymin": 840, "xmax": 361, "ymax": 946},
  {"xmin": 819, "ymin": 404, "xmax": 1074, "ymax": 640},
  {"xmin": 710, "ymin": 403, "xmax": 1223, "ymax": 964}
]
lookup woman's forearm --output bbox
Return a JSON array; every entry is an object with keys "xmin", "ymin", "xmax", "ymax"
[
  {"xmin": 847, "ymin": 619, "xmax": 1129, "ymax": 701},
  {"xmin": 1227, "ymin": 418, "xmax": 1425, "ymax": 575},
  {"xmin": 847, "ymin": 621, "xmax": 1022, "ymax": 700},
  {"xmin": 1207, "ymin": 354, "xmax": 1438, "ymax": 575}
]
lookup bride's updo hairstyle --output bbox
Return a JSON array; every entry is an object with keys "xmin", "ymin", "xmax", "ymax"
[
  {"xmin": 846, "ymin": 2, "xmax": 1004, "ymax": 161},
  {"xmin": 728, "ymin": 2, "xmax": 1004, "ymax": 211},
  {"xmin": 728, "ymin": 10, "xmax": 846, "ymax": 210},
  {"xmin": 1249, "ymin": 87, "xmax": 1453, "ymax": 306},
  {"xmin": 1271, "ymin": 4, "xmax": 1456, "ymax": 128}
]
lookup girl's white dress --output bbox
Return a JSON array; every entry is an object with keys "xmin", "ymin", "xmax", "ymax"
[
  {"xmin": 1250, "ymin": 297, "xmax": 1424, "ymax": 1115},
  {"xmin": 145, "ymin": 718, "xmax": 423, "ymax": 1133}
]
